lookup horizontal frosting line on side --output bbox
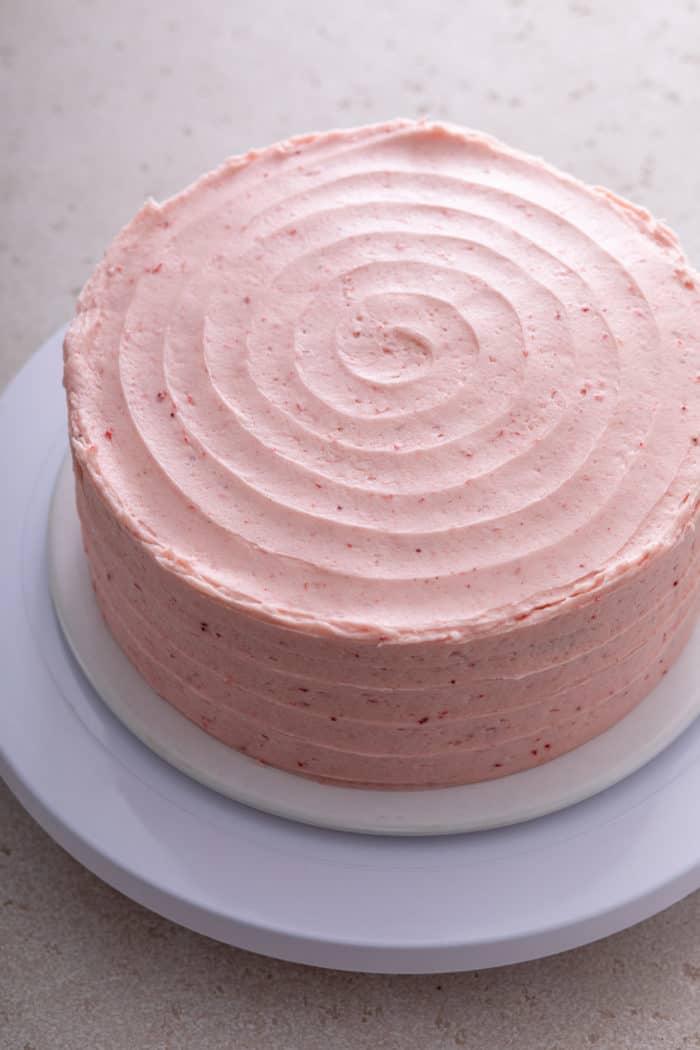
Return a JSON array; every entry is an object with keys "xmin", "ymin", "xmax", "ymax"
[
  {"xmin": 280, "ymin": 624, "xmax": 696, "ymax": 786},
  {"xmin": 89, "ymin": 552, "xmax": 697, "ymax": 755},
  {"xmin": 281, "ymin": 632, "xmax": 696, "ymax": 787},
  {"xmin": 89, "ymin": 562, "xmax": 698, "ymax": 786},
  {"xmin": 81, "ymin": 504, "xmax": 699, "ymax": 727}
]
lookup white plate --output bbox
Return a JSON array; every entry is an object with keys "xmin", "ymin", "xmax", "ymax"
[
  {"xmin": 4, "ymin": 328, "xmax": 700, "ymax": 972},
  {"xmin": 49, "ymin": 451, "xmax": 700, "ymax": 836}
]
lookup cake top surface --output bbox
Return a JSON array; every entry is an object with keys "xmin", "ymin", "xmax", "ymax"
[{"xmin": 64, "ymin": 119, "xmax": 700, "ymax": 640}]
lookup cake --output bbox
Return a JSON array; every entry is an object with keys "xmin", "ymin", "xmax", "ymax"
[{"xmin": 63, "ymin": 119, "xmax": 700, "ymax": 789}]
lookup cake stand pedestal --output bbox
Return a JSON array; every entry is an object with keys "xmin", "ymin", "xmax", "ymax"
[{"xmin": 4, "ymin": 329, "xmax": 700, "ymax": 973}]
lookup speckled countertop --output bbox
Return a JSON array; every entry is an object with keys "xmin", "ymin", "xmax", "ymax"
[{"xmin": 3, "ymin": 1, "xmax": 700, "ymax": 1046}]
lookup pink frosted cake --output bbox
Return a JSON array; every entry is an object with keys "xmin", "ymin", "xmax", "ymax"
[{"xmin": 63, "ymin": 119, "xmax": 700, "ymax": 789}]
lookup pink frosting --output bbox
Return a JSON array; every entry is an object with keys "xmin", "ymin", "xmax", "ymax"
[{"xmin": 64, "ymin": 120, "xmax": 700, "ymax": 787}]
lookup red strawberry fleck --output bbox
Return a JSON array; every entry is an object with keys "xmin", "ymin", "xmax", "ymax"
[
  {"xmin": 156, "ymin": 390, "xmax": 167, "ymax": 402},
  {"xmin": 531, "ymin": 749, "xmax": 538, "ymax": 756},
  {"xmin": 104, "ymin": 429, "xmax": 112, "ymax": 440},
  {"xmin": 417, "ymin": 716, "xmax": 429, "ymax": 725}
]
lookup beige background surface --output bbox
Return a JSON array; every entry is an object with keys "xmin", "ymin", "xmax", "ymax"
[{"xmin": 2, "ymin": 1, "xmax": 700, "ymax": 1046}]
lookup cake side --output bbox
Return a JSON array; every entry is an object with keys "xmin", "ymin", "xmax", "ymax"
[
  {"xmin": 64, "ymin": 119, "xmax": 700, "ymax": 786},
  {"xmin": 71, "ymin": 454, "xmax": 699, "ymax": 786}
]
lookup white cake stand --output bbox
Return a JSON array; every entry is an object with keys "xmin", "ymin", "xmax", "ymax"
[{"xmin": 4, "ymin": 328, "xmax": 700, "ymax": 973}]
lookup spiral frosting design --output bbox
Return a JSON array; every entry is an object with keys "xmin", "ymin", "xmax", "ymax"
[{"xmin": 65, "ymin": 120, "xmax": 700, "ymax": 640}]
